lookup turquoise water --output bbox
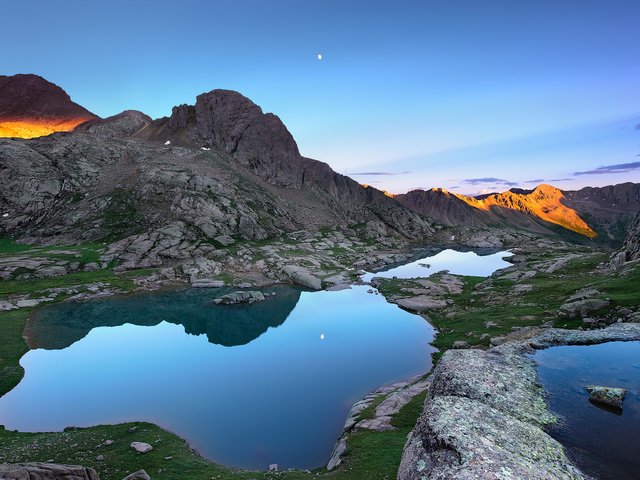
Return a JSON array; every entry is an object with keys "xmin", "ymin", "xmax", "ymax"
[
  {"xmin": 0, "ymin": 285, "xmax": 434, "ymax": 470},
  {"xmin": 361, "ymin": 248, "xmax": 512, "ymax": 282},
  {"xmin": 534, "ymin": 341, "xmax": 640, "ymax": 480}
]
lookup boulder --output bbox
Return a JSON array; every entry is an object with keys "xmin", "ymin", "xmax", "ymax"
[
  {"xmin": 121, "ymin": 471, "xmax": 151, "ymax": 480},
  {"xmin": 212, "ymin": 290, "xmax": 265, "ymax": 305},
  {"xmin": 586, "ymin": 385, "xmax": 627, "ymax": 408},
  {"xmin": 130, "ymin": 442, "xmax": 153, "ymax": 454},
  {"xmin": 559, "ymin": 298, "xmax": 609, "ymax": 318},
  {"xmin": 282, "ymin": 265, "xmax": 322, "ymax": 290},
  {"xmin": 396, "ymin": 295, "xmax": 448, "ymax": 312}
]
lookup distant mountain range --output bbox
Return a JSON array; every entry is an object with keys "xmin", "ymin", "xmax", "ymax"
[
  {"xmin": 0, "ymin": 73, "xmax": 638, "ymax": 259},
  {"xmin": 396, "ymin": 183, "xmax": 640, "ymax": 242}
]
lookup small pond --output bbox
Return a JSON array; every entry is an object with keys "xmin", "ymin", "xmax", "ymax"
[
  {"xmin": 360, "ymin": 248, "xmax": 512, "ymax": 282},
  {"xmin": 534, "ymin": 341, "xmax": 640, "ymax": 480}
]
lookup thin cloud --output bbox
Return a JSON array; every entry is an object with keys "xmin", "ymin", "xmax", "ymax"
[
  {"xmin": 348, "ymin": 171, "xmax": 411, "ymax": 176},
  {"xmin": 574, "ymin": 161, "xmax": 640, "ymax": 176},
  {"xmin": 462, "ymin": 177, "xmax": 518, "ymax": 186},
  {"xmin": 525, "ymin": 178, "xmax": 546, "ymax": 183}
]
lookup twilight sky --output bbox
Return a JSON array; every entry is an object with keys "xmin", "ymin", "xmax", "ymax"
[{"xmin": 3, "ymin": 0, "xmax": 640, "ymax": 195}]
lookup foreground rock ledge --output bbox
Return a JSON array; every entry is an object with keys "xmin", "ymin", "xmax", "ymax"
[
  {"xmin": 398, "ymin": 323, "xmax": 640, "ymax": 480},
  {"xmin": 0, "ymin": 462, "xmax": 99, "ymax": 480}
]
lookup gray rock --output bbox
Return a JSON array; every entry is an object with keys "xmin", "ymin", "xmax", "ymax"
[
  {"xmin": 400, "ymin": 323, "xmax": 640, "ymax": 480},
  {"xmin": 326, "ymin": 438, "xmax": 347, "ymax": 471},
  {"xmin": 559, "ymin": 298, "xmax": 609, "ymax": 318},
  {"xmin": 586, "ymin": 385, "xmax": 627, "ymax": 408},
  {"xmin": 214, "ymin": 235, "xmax": 235, "ymax": 246},
  {"xmin": 396, "ymin": 295, "xmax": 448, "ymax": 312},
  {"xmin": 121, "ymin": 470, "xmax": 151, "ymax": 480},
  {"xmin": 213, "ymin": 290, "xmax": 265, "ymax": 305},
  {"xmin": 512, "ymin": 284, "xmax": 533, "ymax": 294},
  {"xmin": 282, "ymin": 265, "xmax": 322, "ymax": 290},
  {"xmin": 130, "ymin": 442, "xmax": 153, "ymax": 454},
  {"xmin": 16, "ymin": 299, "xmax": 42, "ymax": 308},
  {"xmin": 0, "ymin": 463, "xmax": 100, "ymax": 480},
  {"xmin": 608, "ymin": 210, "xmax": 640, "ymax": 268},
  {"xmin": 190, "ymin": 279, "xmax": 224, "ymax": 288}
]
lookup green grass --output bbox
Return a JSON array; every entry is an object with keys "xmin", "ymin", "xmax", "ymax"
[
  {"xmin": 0, "ymin": 269, "xmax": 135, "ymax": 296},
  {"xmin": 357, "ymin": 394, "xmax": 386, "ymax": 422},
  {"xmin": 0, "ymin": 310, "xmax": 29, "ymax": 396},
  {"xmin": 0, "ymin": 238, "xmax": 33, "ymax": 254}
]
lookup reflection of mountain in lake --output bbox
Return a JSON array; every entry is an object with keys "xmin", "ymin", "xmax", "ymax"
[{"xmin": 25, "ymin": 286, "xmax": 303, "ymax": 350}]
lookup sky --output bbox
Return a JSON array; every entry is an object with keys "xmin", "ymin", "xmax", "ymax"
[{"xmin": 2, "ymin": 0, "xmax": 640, "ymax": 195}]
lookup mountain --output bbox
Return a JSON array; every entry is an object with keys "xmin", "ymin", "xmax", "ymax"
[
  {"xmin": 0, "ymin": 74, "xmax": 97, "ymax": 138},
  {"xmin": 0, "ymin": 79, "xmax": 434, "ymax": 270},
  {"xmin": 609, "ymin": 210, "xmax": 640, "ymax": 267},
  {"xmin": 397, "ymin": 183, "xmax": 640, "ymax": 241}
]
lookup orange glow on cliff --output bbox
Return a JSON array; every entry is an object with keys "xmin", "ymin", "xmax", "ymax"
[
  {"xmin": 0, "ymin": 117, "xmax": 92, "ymax": 139},
  {"xmin": 454, "ymin": 184, "xmax": 597, "ymax": 238}
]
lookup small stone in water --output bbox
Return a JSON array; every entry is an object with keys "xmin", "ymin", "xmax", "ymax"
[{"xmin": 585, "ymin": 385, "xmax": 627, "ymax": 408}]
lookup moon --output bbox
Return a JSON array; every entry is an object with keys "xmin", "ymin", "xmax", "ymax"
[
  {"xmin": 320, "ymin": 333, "xmax": 325, "ymax": 340},
  {"xmin": 317, "ymin": 53, "xmax": 323, "ymax": 60}
]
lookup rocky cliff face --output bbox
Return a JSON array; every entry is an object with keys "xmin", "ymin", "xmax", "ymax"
[
  {"xmin": 136, "ymin": 89, "xmax": 304, "ymax": 188},
  {"xmin": 0, "ymin": 74, "xmax": 97, "ymax": 138},
  {"xmin": 609, "ymin": 210, "xmax": 640, "ymax": 267}
]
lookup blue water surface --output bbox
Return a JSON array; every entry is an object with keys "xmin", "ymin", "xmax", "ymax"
[
  {"xmin": 0, "ymin": 285, "xmax": 434, "ymax": 470},
  {"xmin": 534, "ymin": 341, "xmax": 640, "ymax": 480}
]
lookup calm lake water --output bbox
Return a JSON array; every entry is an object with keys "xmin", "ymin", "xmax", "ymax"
[
  {"xmin": 0, "ymin": 285, "xmax": 434, "ymax": 470},
  {"xmin": 534, "ymin": 341, "xmax": 640, "ymax": 480},
  {"xmin": 0, "ymin": 248, "xmax": 513, "ymax": 470},
  {"xmin": 361, "ymin": 248, "xmax": 512, "ymax": 282}
]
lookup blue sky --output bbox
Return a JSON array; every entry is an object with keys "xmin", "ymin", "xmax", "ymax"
[{"xmin": 3, "ymin": 0, "xmax": 640, "ymax": 194}]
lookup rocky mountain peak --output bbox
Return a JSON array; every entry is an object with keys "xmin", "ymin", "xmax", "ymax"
[
  {"xmin": 0, "ymin": 74, "xmax": 97, "ymax": 138},
  {"xmin": 531, "ymin": 183, "xmax": 562, "ymax": 199},
  {"xmin": 139, "ymin": 89, "xmax": 304, "ymax": 188}
]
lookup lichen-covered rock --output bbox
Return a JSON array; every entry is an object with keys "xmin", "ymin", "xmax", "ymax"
[
  {"xmin": 0, "ymin": 462, "xmax": 100, "ymax": 480},
  {"xmin": 399, "ymin": 323, "xmax": 640, "ymax": 479},
  {"xmin": 398, "ymin": 348, "xmax": 580, "ymax": 479},
  {"xmin": 586, "ymin": 385, "xmax": 627, "ymax": 408}
]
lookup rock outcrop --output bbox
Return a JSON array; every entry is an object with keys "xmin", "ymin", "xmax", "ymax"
[
  {"xmin": 398, "ymin": 323, "xmax": 640, "ymax": 479},
  {"xmin": 0, "ymin": 462, "xmax": 99, "ymax": 480},
  {"xmin": 609, "ymin": 210, "xmax": 640, "ymax": 267}
]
